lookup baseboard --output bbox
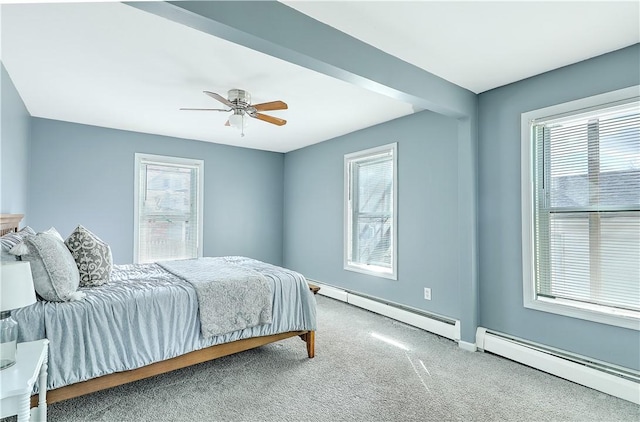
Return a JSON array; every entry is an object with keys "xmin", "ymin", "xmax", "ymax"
[
  {"xmin": 308, "ymin": 280, "xmax": 460, "ymax": 342},
  {"xmin": 458, "ymin": 340, "xmax": 477, "ymax": 352},
  {"xmin": 311, "ymin": 282, "xmax": 348, "ymax": 302},
  {"xmin": 476, "ymin": 327, "xmax": 640, "ymax": 404}
]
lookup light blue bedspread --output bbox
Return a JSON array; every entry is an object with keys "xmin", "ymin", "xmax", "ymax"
[{"xmin": 13, "ymin": 257, "xmax": 317, "ymax": 391}]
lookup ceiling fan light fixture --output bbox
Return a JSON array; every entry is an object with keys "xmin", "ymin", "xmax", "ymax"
[{"xmin": 228, "ymin": 112, "xmax": 248, "ymax": 130}]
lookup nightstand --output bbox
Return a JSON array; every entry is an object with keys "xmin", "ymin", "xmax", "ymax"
[{"xmin": 0, "ymin": 339, "xmax": 49, "ymax": 422}]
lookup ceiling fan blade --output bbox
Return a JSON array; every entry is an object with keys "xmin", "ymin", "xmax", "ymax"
[
  {"xmin": 204, "ymin": 91, "xmax": 235, "ymax": 108},
  {"xmin": 252, "ymin": 100, "xmax": 288, "ymax": 112},
  {"xmin": 180, "ymin": 108, "xmax": 230, "ymax": 112},
  {"xmin": 252, "ymin": 113, "xmax": 287, "ymax": 126}
]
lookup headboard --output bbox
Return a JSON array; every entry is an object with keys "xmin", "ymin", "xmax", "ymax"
[{"xmin": 0, "ymin": 214, "xmax": 24, "ymax": 236}]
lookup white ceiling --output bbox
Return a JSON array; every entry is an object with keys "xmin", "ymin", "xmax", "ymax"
[
  {"xmin": 1, "ymin": 1, "xmax": 638, "ymax": 153},
  {"xmin": 285, "ymin": 1, "xmax": 640, "ymax": 94}
]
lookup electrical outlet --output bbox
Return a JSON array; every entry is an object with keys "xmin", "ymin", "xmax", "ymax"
[{"xmin": 424, "ymin": 287, "xmax": 432, "ymax": 300}]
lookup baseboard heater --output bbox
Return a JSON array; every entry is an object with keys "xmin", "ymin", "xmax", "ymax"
[
  {"xmin": 308, "ymin": 280, "xmax": 460, "ymax": 342},
  {"xmin": 476, "ymin": 328, "xmax": 640, "ymax": 404}
]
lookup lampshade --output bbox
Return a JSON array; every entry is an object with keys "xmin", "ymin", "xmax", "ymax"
[
  {"xmin": 228, "ymin": 113, "xmax": 248, "ymax": 129},
  {"xmin": 0, "ymin": 261, "xmax": 36, "ymax": 312}
]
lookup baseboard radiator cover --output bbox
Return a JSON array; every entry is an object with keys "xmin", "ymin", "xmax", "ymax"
[
  {"xmin": 308, "ymin": 280, "xmax": 460, "ymax": 342},
  {"xmin": 476, "ymin": 328, "xmax": 640, "ymax": 404}
]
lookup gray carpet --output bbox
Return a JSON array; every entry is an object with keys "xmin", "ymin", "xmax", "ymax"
[{"xmin": 38, "ymin": 296, "xmax": 640, "ymax": 421}]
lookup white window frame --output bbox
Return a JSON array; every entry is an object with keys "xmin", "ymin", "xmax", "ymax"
[
  {"xmin": 521, "ymin": 86, "xmax": 640, "ymax": 330},
  {"xmin": 344, "ymin": 143, "xmax": 398, "ymax": 280},
  {"xmin": 134, "ymin": 153, "xmax": 204, "ymax": 264}
]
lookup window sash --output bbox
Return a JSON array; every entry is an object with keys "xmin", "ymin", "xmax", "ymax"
[
  {"xmin": 134, "ymin": 154, "xmax": 203, "ymax": 264},
  {"xmin": 532, "ymin": 100, "xmax": 640, "ymax": 315},
  {"xmin": 344, "ymin": 143, "xmax": 397, "ymax": 279}
]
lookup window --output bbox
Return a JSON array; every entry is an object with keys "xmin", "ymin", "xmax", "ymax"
[
  {"xmin": 344, "ymin": 143, "xmax": 397, "ymax": 279},
  {"xmin": 521, "ymin": 87, "xmax": 640, "ymax": 329},
  {"xmin": 134, "ymin": 153, "xmax": 203, "ymax": 263}
]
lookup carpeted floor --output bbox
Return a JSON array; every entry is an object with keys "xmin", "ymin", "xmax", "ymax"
[{"xmin": 33, "ymin": 296, "xmax": 640, "ymax": 421}]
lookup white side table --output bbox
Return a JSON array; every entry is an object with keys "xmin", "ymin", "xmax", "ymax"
[{"xmin": 0, "ymin": 339, "xmax": 49, "ymax": 422}]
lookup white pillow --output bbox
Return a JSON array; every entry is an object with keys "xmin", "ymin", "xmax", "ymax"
[{"xmin": 42, "ymin": 227, "xmax": 64, "ymax": 243}]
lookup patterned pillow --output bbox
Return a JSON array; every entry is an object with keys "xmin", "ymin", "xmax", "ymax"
[
  {"xmin": 65, "ymin": 225, "xmax": 113, "ymax": 287},
  {"xmin": 10, "ymin": 232, "xmax": 84, "ymax": 302},
  {"xmin": 1, "ymin": 226, "xmax": 36, "ymax": 262}
]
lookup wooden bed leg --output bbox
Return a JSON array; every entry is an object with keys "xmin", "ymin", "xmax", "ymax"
[
  {"xmin": 298, "ymin": 331, "xmax": 315, "ymax": 358},
  {"xmin": 306, "ymin": 331, "xmax": 315, "ymax": 358}
]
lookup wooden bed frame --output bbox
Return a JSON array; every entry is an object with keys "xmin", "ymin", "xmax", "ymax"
[
  {"xmin": 0, "ymin": 214, "xmax": 316, "ymax": 406},
  {"xmin": 37, "ymin": 330, "xmax": 314, "ymax": 406}
]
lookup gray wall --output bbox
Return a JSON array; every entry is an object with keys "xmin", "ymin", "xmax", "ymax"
[
  {"xmin": 478, "ymin": 44, "xmax": 640, "ymax": 370},
  {"xmin": 29, "ymin": 118, "xmax": 284, "ymax": 266},
  {"xmin": 0, "ymin": 63, "xmax": 30, "ymax": 221},
  {"xmin": 284, "ymin": 111, "xmax": 461, "ymax": 319}
]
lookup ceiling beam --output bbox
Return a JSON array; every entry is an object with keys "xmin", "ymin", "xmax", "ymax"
[{"xmin": 127, "ymin": 0, "xmax": 475, "ymax": 119}]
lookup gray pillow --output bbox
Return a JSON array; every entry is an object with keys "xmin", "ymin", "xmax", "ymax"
[
  {"xmin": 65, "ymin": 225, "xmax": 113, "ymax": 287},
  {"xmin": 11, "ymin": 232, "xmax": 84, "ymax": 302},
  {"xmin": 1, "ymin": 226, "xmax": 36, "ymax": 262}
]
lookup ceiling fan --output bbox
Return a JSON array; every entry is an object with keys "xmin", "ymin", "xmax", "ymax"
[{"xmin": 181, "ymin": 89, "xmax": 287, "ymax": 136}]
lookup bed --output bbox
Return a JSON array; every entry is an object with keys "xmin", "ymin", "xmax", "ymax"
[{"xmin": 0, "ymin": 214, "xmax": 317, "ymax": 407}]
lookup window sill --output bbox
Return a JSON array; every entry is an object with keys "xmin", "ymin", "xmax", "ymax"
[
  {"xmin": 344, "ymin": 263, "xmax": 397, "ymax": 280},
  {"xmin": 524, "ymin": 296, "xmax": 640, "ymax": 331}
]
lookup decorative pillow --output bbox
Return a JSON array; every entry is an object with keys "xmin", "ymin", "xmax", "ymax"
[
  {"xmin": 42, "ymin": 227, "xmax": 64, "ymax": 243},
  {"xmin": 1, "ymin": 226, "xmax": 36, "ymax": 262},
  {"xmin": 64, "ymin": 225, "xmax": 113, "ymax": 287},
  {"xmin": 10, "ymin": 232, "xmax": 84, "ymax": 302}
]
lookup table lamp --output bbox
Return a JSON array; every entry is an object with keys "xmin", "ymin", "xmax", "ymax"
[{"xmin": 0, "ymin": 261, "xmax": 36, "ymax": 369}]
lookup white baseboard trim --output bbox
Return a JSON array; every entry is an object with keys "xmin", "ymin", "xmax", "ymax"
[
  {"xmin": 458, "ymin": 340, "xmax": 477, "ymax": 352},
  {"xmin": 309, "ymin": 280, "xmax": 460, "ymax": 342},
  {"xmin": 476, "ymin": 327, "xmax": 640, "ymax": 404},
  {"xmin": 311, "ymin": 282, "xmax": 348, "ymax": 302}
]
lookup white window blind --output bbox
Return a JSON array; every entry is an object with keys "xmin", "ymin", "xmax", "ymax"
[
  {"xmin": 134, "ymin": 154, "xmax": 203, "ymax": 264},
  {"xmin": 532, "ymin": 99, "xmax": 640, "ymax": 317},
  {"xmin": 344, "ymin": 143, "xmax": 397, "ymax": 279}
]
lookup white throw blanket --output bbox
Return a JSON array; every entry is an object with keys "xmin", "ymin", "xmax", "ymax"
[{"xmin": 158, "ymin": 257, "xmax": 273, "ymax": 337}]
